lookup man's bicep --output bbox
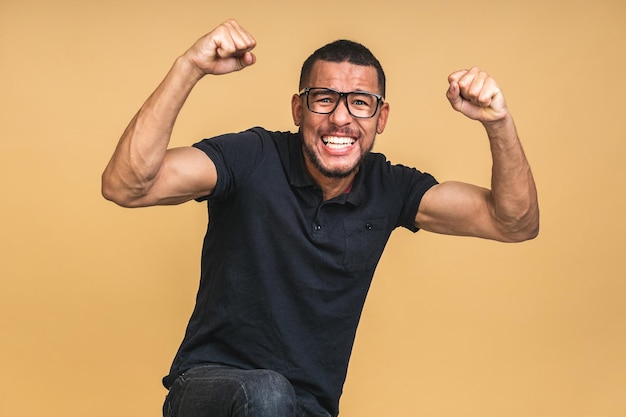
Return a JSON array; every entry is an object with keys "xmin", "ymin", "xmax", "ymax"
[
  {"xmin": 415, "ymin": 181, "xmax": 502, "ymax": 240},
  {"xmin": 135, "ymin": 146, "xmax": 217, "ymax": 207}
]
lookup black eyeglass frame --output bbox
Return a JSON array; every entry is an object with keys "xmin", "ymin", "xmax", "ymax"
[{"xmin": 298, "ymin": 87, "xmax": 384, "ymax": 119}]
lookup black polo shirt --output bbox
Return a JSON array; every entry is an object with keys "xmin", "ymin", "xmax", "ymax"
[{"xmin": 164, "ymin": 127, "xmax": 437, "ymax": 416}]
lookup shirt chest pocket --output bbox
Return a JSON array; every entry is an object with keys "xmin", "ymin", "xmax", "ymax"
[{"xmin": 342, "ymin": 217, "xmax": 391, "ymax": 272}]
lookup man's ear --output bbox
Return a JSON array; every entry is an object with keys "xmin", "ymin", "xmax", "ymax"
[
  {"xmin": 291, "ymin": 94, "xmax": 303, "ymax": 126},
  {"xmin": 376, "ymin": 102, "xmax": 390, "ymax": 134}
]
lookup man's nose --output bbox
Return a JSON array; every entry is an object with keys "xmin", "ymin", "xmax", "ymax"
[{"xmin": 329, "ymin": 96, "xmax": 353, "ymax": 125}]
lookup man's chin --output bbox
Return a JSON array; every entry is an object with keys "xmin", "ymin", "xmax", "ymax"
[
  {"xmin": 319, "ymin": 168, "xmax": 356, "ymax": 179},
  {"xmin": 313, "ymin": 158, "xmax": 361, "ymax": 179}
]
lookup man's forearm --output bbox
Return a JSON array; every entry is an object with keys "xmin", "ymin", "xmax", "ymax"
[
  {"xmin": 102, "ymin": 56, "xmax": 204, "ymax": 204},
  {"xmin": 484, "ymin": 115, "xmax": 539, "ymax": 239}
]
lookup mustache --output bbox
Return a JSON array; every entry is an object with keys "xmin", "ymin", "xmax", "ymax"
[{"xmin": 317, "ymin": 127, "xmax": 360, "ymax": 139}]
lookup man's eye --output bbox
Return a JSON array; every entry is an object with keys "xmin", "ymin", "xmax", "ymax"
[
  {"xmin": 350, "ymin": 95, "xmax": 374, "ymax": 107},
  {"xmin": 312, "ymin": 94, "xmax": 337, "ymax": 104}
]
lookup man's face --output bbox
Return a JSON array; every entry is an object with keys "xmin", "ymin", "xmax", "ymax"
[{"xmin": 291, "ymin": 61, "xmax": 389, "ymax": 179}]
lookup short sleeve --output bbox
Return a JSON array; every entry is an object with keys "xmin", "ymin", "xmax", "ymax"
[
  {"xmin": 388, "ymin": 162, "xmax": 438, "ymax": 232},
  {"xmin": 192, "ymin": 128, "xmax": 268, "ymax": 201}
]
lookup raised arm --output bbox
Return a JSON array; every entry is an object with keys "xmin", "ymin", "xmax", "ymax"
[
  {"xmin": 415, "ymin": 67, "xmax": 539, "ymax": 242},
  {"xmin": 101, "ymin": 19, "xmax": 256, "ymax": 207}
]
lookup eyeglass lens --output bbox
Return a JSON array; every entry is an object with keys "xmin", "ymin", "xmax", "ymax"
[{"xmin": 307, "ymin": 88, "xmax": 379, "ymax": 118}]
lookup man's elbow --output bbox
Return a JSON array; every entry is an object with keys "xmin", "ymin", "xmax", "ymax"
[
  {"xmin": 499, "ymin": 212, "xmax": 540, "ymax": 243},
  {"xmin": 101, "ymin": 174, "xmax": 145, "ymax": 208},
  {"xmin": 101, "ymin": 183, "xmax": 132, "ymax": 208},
  {"xmin": 506, "ymin": 224, "xmax": 539, "ymax": 243}
]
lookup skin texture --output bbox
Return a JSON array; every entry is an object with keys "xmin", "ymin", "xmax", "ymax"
[
  {"xmin": 415, "ymin": 68, "xmax": 539, "ymax": 242},
  {"xmin": 102, "ymin": 19, "xmax": 538, "ymax": 242}
]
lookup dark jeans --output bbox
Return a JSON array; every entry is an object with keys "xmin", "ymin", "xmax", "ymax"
[{"xmin": 163, "ymin": 365, "xmax": 331, "ymax": 417}]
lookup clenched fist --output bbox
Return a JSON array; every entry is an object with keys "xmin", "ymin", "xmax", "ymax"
[
  {"xmin": 183, "ymin": 19, "xmax": 257, "ymax": 76},
  {"xmin": 446, "ymin": 67, "xmax": 509, "ymax": 123}
]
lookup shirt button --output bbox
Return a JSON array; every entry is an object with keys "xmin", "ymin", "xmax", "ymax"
[
  {"xmin": 315, "ymin": 224, "xmax": 322, "ymax": 231},
  {"xmin": 365, "ymin": 223, "xmax": 373, "ymax": 230}
]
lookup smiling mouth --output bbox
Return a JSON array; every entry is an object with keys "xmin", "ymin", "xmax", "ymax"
[{"xmin": 322, "ymin": 136, "xmax": 356, "ymax": 149}]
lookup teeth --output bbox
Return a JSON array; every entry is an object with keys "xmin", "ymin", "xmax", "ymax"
[{"xmin": 323, "ymin": 136, "xmax": 355, "ymax": 148}]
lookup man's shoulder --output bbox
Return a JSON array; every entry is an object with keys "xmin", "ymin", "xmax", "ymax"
[
  {"xmin": 364, "ymin": 152, "xmax": 427, "ymax": 173},
  {"xmin": 362, "ymin": 151, "xmax": 402, "ymax": 174},
  {"xmin": 247, "ymin": 127, "xmax": 298, "ymax": 142},
  {"xmin": 195, "ymin": 127, "xmax": 296, "ymax": 145},
  {"xmin": 362, "ymin": 151, "xmax": 437, "ymax": 188}
]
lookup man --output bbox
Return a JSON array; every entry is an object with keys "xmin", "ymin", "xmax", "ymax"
[{"xmin": 102, "ymin": 19, "xmax": 538, "ymax": 417}]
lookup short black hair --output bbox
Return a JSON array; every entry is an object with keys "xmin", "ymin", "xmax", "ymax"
[{"xmin": 299, "ymin": 39, "xmax": 386, "ymax": 97}]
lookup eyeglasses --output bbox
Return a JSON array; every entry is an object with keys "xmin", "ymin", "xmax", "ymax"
[{"xmin": 299, "ymin": 87, "xmax": 384, "ymax": 119}]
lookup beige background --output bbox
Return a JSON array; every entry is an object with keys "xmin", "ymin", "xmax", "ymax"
[{"xmin": 2, "ymin": 0, "xmax": 625, "ymax": 416}]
